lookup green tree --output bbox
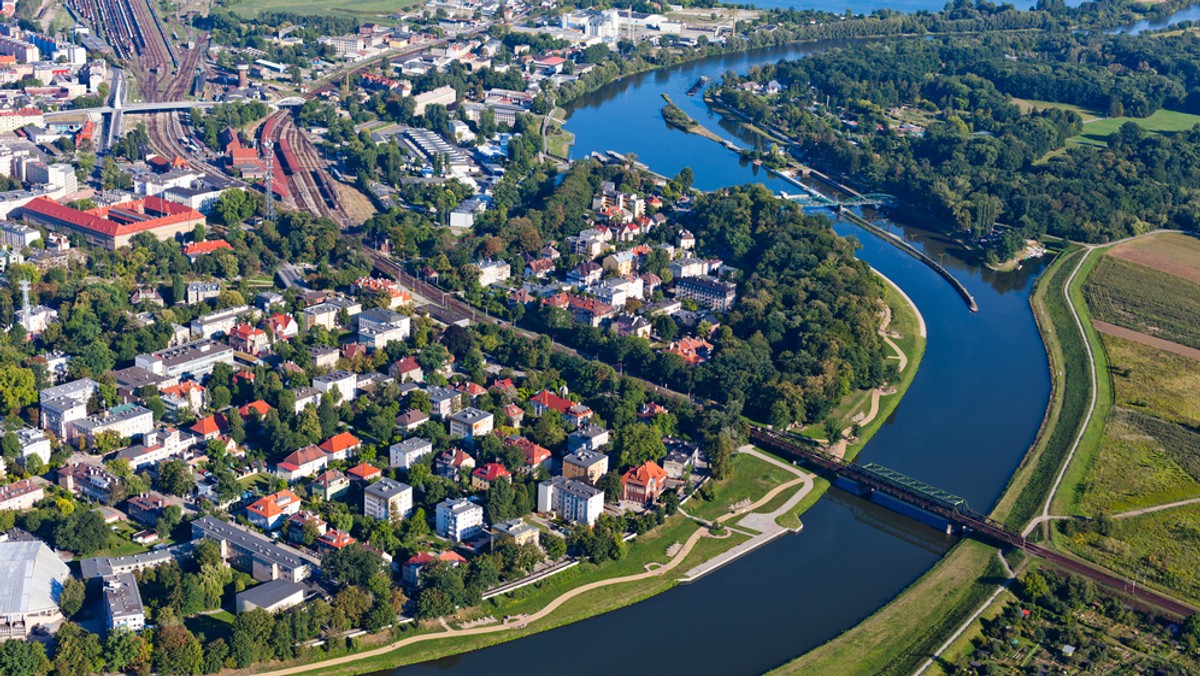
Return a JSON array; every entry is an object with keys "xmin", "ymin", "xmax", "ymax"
[
  {"xmin": 158, "ymin": 459, "xmax": 194, "ymax": 496},
  {"xmin": 0, "ymin": 639, "xmax": 50, "ymax": 675},
  {"xmin": 323, "ymin": 544, "xmax": 386, "ymax": 587},
  {"xmin": 103, "ymin": 627, "xmax": 149, "ymax": 674},
  {"xmin": 60, "ymin": 576, "xmax": 86, "ymax": 618},
  {"xmin": 543, "ymin": 534, "xmax": 566, "ymax": 560},
  {"xmin": 53, "ymin": 623, "xmax": 104, "ymax": 676},
  {"xmin": 154, "ymin": 624, "xmax": 203, "ymax": 675},
  {"xmin": 1020, "ymin": 571, "xmax": 1050, "ymax": 600},
  {"xmin": 616, "ymin": 424, "xmax": 667, "ymax": 468},
  {"xmin": 0, "ymin": 365, "xmax": 36, "ymax": 413}
]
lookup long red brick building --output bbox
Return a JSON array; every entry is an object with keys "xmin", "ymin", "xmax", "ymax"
[{"xmin": 19, "ymin": 196, "xmax": 206, "ymax": 250}]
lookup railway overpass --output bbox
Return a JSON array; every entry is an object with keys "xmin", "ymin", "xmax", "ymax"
[
  {"xmin": 45, "ymin": 100, "xmax": 224, "ymax": 120},
  {"xmin": 748, "ymin": 427, "xmax": 1197, "ymax": 619}
]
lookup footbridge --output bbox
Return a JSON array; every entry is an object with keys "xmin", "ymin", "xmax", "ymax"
[{"xmin": 749, "ymin": 426, "xmax": 1197, "ymax": 618}]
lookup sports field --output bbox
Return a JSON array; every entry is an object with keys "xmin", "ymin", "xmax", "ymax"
[{"xmin": 1072, "ymin": 109, "xmax": 1200, "ymax": 146}]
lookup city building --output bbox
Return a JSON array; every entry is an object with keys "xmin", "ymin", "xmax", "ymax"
[
  {"xmin": 191, "ymin": 516, "xmax": 317, "ymax": 582},
  {"xmin": 363, "ymin": 478, "xmax": 413, "ymax": 523},
  {"xmin": 71, "ymin": 403, "xmax": 153, "ymax": 445},
  {"xmin": 621, "ymin": 460, "xmax": 669, "ymax": 504},
  {"xmin": 447, "ymin": 407, "xmax": 494, "ymax": 442},
  {"xmin": 474, "ymin": 259, "xmax": 511, "ymax": 287},
  {"xmin": 401, "ymin": 550, "xmax": 466, "ymax": 587},
  {"xmin": 235, "ymin": 579, "xmax": 306, "ymax": 614},
  {"xmin": 390, "ymin": 437, "xmax": 433, "ymax": 469},
  {"xmin": 39, "ymin": 378, "xmax": 97, "ymax": 438},
  {"xmin": 135, "ymin": 339, "xmax": 235, "ymax": 379},
  {"xmin": 0, "ymin": 540, "xmax": 71, "ymax": 638},
  {"xmin": 356, "ymin": 308, "xmax": 410, "ymax": 350},
  {"xmin": 427, "ymin": 386, "xmax": 462, "ymax": 418},
  {"xmin": 186, "ymin": 281, "xmax": 220, "ymax": 305},
  {"xmin": 562, "ymin": 449, "xmax": 609, "ymax": 485},
  {"xmin": 530, "ymin": 390, "xmax": 594, "ymax": 426},
  {"xmin": 318, "ymin": 431, "xmax": 361, "ymax": 461},
  {"xmin": 19, "ymin": 195, "xmax": 205, "ymax": 250},
  {"xmin": 126, "ymin": 493, "xmax": 167, "ymax": 527},
  {"xmin": 435, "ymin": 497, "xmax": 484, "ymax": 542},
  {"xmin": 537, "ymin": 476, "xmax": 604, "ymax": 526},
  {"xmin": 246, "ymin": 490, "xmax": 303, "ymax": 531},
  {"xmin": 58, "ymin": 462, "xmax": 119, "ymax": 502},
  {"xmin": 675, "ymin": 275, "xmax": 737, "ymax": 311},
  {"xmin": 389, "ymin": 356, "xmax": 423, "ymax": 383},
  {"xmin": 491, "ymin": 518, "xmax": 539, "ymax": 548},
  {"xmin": 14, "ymin": 426, "xmax": 50, "ymax": 467},
  {"xmin": 102, "ymin": 573, "xmax": 145, "ymax": 632}
]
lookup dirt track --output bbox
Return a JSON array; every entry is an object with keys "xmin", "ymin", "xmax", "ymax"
[{"xmin": 1093, "ymin": 319, "xmax": 1200, "ymax": 361}]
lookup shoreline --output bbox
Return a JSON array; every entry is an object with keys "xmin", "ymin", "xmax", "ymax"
[{"xmin": 248, "ymin": 287, "xmax": 926, "ymax": 676}]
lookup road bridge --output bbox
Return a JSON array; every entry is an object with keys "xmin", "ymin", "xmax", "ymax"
[
  {"xmin": 46, "ymin": 100, "xmax": 224, "ymax": 119},
  {"xmin": 748, "ymin": 427, "xmax": 1196, "ymax": 618}
]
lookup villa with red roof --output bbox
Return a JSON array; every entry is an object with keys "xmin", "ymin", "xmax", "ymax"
[
  {"xmin": 246, "ymin": 489, "xmax": 302, "ymax": 530},
  {"xmin": 265, "ymin": 313, "xmax": 299, "ymax": 340},
  {"xmin": 276, "ymin": 445, "xmax": 329, "ymax": 482},
  {"xmin": 316, "ymin": 529, "xmax": 357, "ymax": 553},
  {"xmin": 19, "ymin": 195, "xmax": 205, "ymax": 250},
  {"xmin": 388, "ymin": 356, "xmax": 423, "ymax": 383},
  {"xmin": 471, "ymin": 462, "xmax": 512, "ymax": 490},
  {"xmin": 402, "ymin": 551, "xmax": 467, "ymax": 586},
  {"xmin": 665, "ymin": 337, "xmax": 714, "ymax": 365},
  {"xmin": 238, "ymin": 400, "xmax": 273, "ymax": 419},
  {"xmin": 319, "ymin": 432, "xmax": 361, "ymax": 461},
  {"xmin": 229, "ymin": 324, "xmax": 270, "ymax": 354},
  {"xmin": 530, "ymin": 390, "xmax": 594, "ymax": 427},
  {"xmin": 505, "ymin": 436, "xmax": 551, "ymax": 472},
  {"xmin": 503, "ymin": 403, "xmax": 524, "ymax": 428},
  {"xmin": 183, "ymin": 239, "xmax": 232, "ymax": 261},
  {"xmin": 622, "ymin": 461, "xmax": 669, "ymax": 505},
  {"xmin": 190, "ymin": 413, "xmax": 229, "ymax": 442},
  {"xmin": 347, "ymin": 463, "xmax": 381, "ymax": 482}
]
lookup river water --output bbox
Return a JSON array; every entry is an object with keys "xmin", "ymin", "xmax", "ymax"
[{"xmin": 386, "ymin": 6, "xmax": 1199, "ymax": 673}]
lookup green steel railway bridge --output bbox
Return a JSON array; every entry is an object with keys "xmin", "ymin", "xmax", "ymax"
[{"xmin": 780, "ymin": 191, "xmax": 898, "ymax": 209}]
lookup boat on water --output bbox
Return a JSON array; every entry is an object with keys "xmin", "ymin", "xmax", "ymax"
[{"xmin": 686, "ymin": 76, "xmax": 708, "ymax": 96}]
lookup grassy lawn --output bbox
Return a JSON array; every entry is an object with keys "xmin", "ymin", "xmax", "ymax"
[
  {"xmin": 1072, "ymin": 109, "xmax": 1200, "ymax": 146},
  {"xmin": 224, "ymin": 0, "xmax": 423, "ymax": 18},
  {"xmin": 685, "ymin": 452, "xmax": 797, "ymax": 522},
  {"xmin": 239, "ymin": 472, "xmax": 273, "ymax": 491},
  {"xmin": 1012, "ymin": 98, "xmax": 1099, "ymax": 122},
  {"xmin": 186, "ymin": 610, "xmax": 236, "ymax": 641},
  {"xmin": 1047, "ymin": 248, "xmax": 1113, "ymax": 518},
  {"xmin": 1075, "ymin": 408, "xmax": 1200, "ymax": 514},
  {"xmin": 775, "ymin": 540, "xmax": 1004, "ymax": 676}
]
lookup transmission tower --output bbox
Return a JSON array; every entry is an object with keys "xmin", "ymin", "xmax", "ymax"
[{"xmin": 263, "ymin": 140, "xmax": 276, "ymax": 221}]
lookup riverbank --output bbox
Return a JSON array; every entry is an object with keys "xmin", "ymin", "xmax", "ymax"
[{"xmin": 255, "ymin": 450, "xmax": 817, "ymax": 676}]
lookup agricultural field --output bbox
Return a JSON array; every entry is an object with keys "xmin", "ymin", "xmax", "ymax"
[
  {"xmin": 1107, "ymin": 333, "xmax": 1200, "ymax": 428},
  {"xmin": 1108, "ymin": 232, "xmax": 1200, "ymax": 284},
  {"xmin": 1084, "ymin": 255, "xmax": 1200, "ymax": 350},
  {"xmin": 1072, "ymin": 108, "xmax": 1200, "ymax": 146},
  {"xmin": 223, "ymin": 0, "xmax": 423, "ymax": 18},
  {"xmin": 1075, "ymin": 408, "xmax": 1200, "ymax": 514}
]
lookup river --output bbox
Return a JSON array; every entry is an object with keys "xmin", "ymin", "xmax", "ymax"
[{"xmin": 384, "ymin": 6, "xmax": 1200, "ymax": 672}]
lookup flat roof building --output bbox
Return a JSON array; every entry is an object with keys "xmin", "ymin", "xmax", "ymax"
[
  {"xmin": 235, "ymin": 579, "xmax": 306, "ymax": 614},
  {"xmin": 102, "ymin": 573, "xmax": 145, "ymax": 632},
  {"xmin": 0, "ymin": 540, "xmax": 71, "ymax": 639},
  {"xmin": 192, "ymin": 516, "xmax": 317, "ymax": 583}
]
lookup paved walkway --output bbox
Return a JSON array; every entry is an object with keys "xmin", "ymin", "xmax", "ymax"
[{"xmin": 680, "ymin": 447, "xmax": 813, "ymax": 582}]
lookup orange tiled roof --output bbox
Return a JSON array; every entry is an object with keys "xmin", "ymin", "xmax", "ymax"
[
  {"xmin": 247, "ymin": 489, "xmax": 301, "ymax": 518},
  {"xmin": 319, "ymin": 431, "xmax": 360, "ymax": 454},
  {"xmin": 622, "ymin": 461, "xmax": 668, "ymax": 488}
]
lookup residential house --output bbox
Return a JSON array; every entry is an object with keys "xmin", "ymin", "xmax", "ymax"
[
  {"xmin": 397, "ymin": 409, "xmax": 430, "ymax": 432},
  {"xmin": 665, "ymin": 336, "xmax": 714, "ymax": 365},
  {"xmin": 347, "ymin": 463, "xmax": 381, "ymax": 483},
  {"xmin": 356, "ymin": 308, "xmax": 410, "ymax": 350},
  {"xmin": 126, "ymin": 493, "xmax": 167, "ymax": 527},
  {"xmin": 15, "ymin": 426, "xmax": 50, "ymax": 467},
  {"xmin": 364, "ymin": 479, "xmax": 413, "ymax": 523},
  {"xmin": 313, "ymin": 370, "xmax": 357, "ymax": 404},
  {"xmin": 471, "ymin": 462, "xmax": 511, "ymax": 490},
  {"xmin": 389, "ymin": 437, "xmax": 433, "ymax": 469},
  {"xmin": 662, "ymin": 438, "xmax": 702, "ymax": 480},
  {"xmin": 388, "ymin": 356, "xmax": 423, "ymax": 383},
  {"xmin": 315, "ymin": 529, "xmax": 356, "ymax": 554},
  {"xmin": 276, "ymin": 445, "xmax": 328, "ymax": 482},
  {"xmin": 427, "ymin": 385, "xmax": 462, "ymax": 418},
  {"xmin": 58, "ymin": 462, "xmax": 119, "ymax": 502},
  {"xmin": 434, "ymin": 448, "xmax": 475, "ymax": 479},
  {"xmin": 562, "ymin": 449, "xmax": 609, "ymax": 485},
  {"xmin": 614, "ymin": 314, "xmax": 651, "ymax": 339},
  {"xmin": 505, "ymin": 436, "xmax": 551, "ymax": 472},
  {"xmin": 503, "ymin": 403, "xmax": 524, "ymax": 428},
  {"xmin": 491, "ymin": 518, "xmax": 540, "ymax": 548},
  {"xmin": 159, "ymin": 381, "xmax": 206, "ymax": 419},
  {"xmin": 530, "ymin": 390, "xmax": 594, "ymax": 427},
  {"xmin": 668, "ymin": 257, "xmax": 708, "ymax": 279},
  {"xmin": 229, "ymin": 324, "xmax": 270, "ymax": 354},
  {"xmin": 318, "ymin": 431, "xmax": 360, "ymax": 461},
  {"xmin": 308, "ymin": 346, "xmax": 339, "ymax": 370},
  {"xmin": 0, "ymin": 479, "xmax": 44, "ymax": 511},
  {"xmin": 603, "ymin": 250, "xmax": 637, "ymax": 276},
  {"xmin": 286, "ymin": 511, "xmax": 327, "ymax": 545},
  {"xmin": 246, "ymin": 490, "xmax": 303, "ymax": 531},
  {"xmin": 525, "ymin": 258, "xmax": 555, "ymax": 278},
  {"xmin": 308, "ymin": 469, "xmax": 349, "ymax": 501},
  {"xmin": 474, "ymin": 259, "xmax": 511, "ymax": 287},
  {"xmin": 435, "ymin": 497, "xmax": 484, "ymax": 542},
  {"xmin": 621, "ymin": 461, "xmax": 669, "ymax": 504},
  {"xmin": 537, "ymin": 476, "xmax": 604, "ymax": 526},
  {"xmin": 265, "ymin": 313, "xmax": 299, "ymax": 341},
  {"xmin": 567, "ymin": 261, "xmax": 603, "ymax": 286},
  {"xmin": 567, "ymin": 424, "xmax": 610, "ymax": 453},
  {"xmin": 447, "ymin": 407, "xmax": 494, "ymax": 443},
  {"xmin": 401, "ymin": 551, "xmax": 466, "ymax": 586}
]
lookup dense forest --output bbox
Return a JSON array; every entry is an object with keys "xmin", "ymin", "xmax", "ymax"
[{"xmin": 716, "ymin": 29, "xmax": 1200, "ymax": 256}]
